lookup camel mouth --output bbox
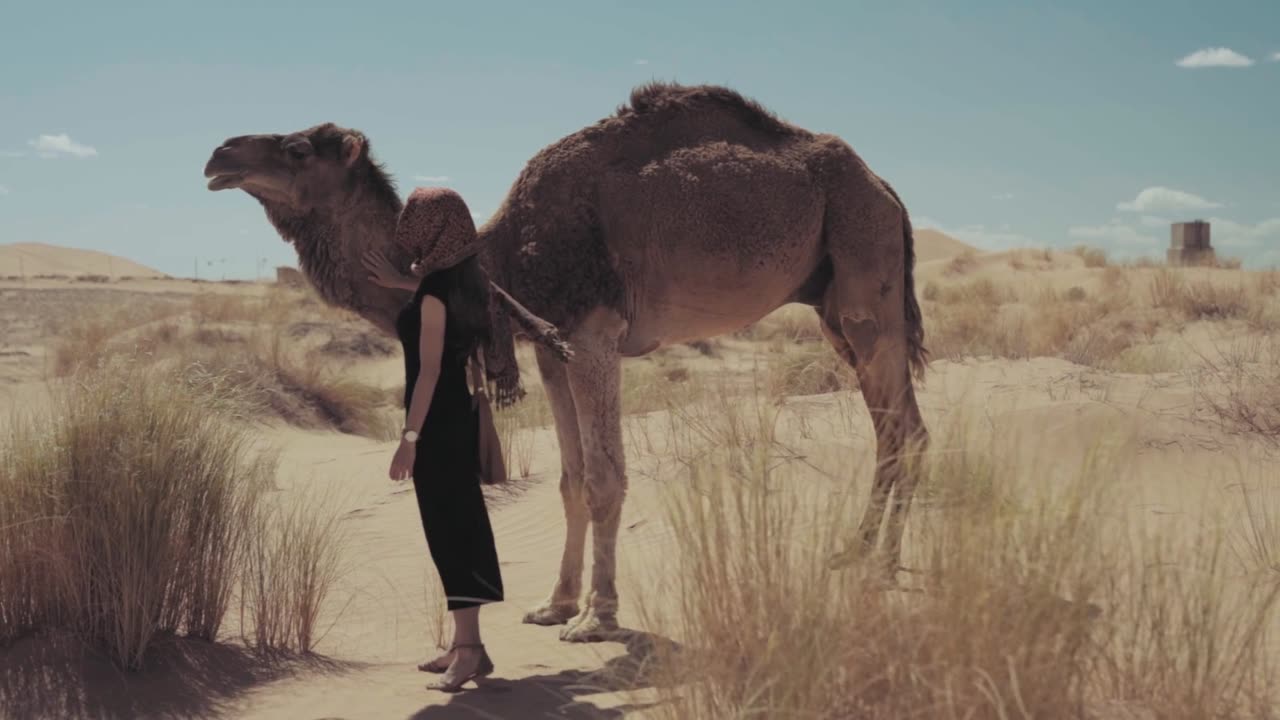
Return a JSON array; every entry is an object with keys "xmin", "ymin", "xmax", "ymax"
[{"xmin": 206, "ymin": 173, "xmax": 244, "ymax": 191}]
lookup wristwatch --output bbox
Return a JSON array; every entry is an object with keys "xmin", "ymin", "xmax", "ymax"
[{"xmin": 402, "ymin": 429, "xmax": 420, "ymax": 443}]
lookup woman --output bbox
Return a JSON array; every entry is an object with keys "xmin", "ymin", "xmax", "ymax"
[{"xmin": 363, "ymin": 186, "xmax": 569, "ymax": 693}]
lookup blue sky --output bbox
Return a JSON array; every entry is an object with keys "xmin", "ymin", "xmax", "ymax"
[{"xmin": 1, "ymin": 0, "xmax": 1277, "ymax": 277}]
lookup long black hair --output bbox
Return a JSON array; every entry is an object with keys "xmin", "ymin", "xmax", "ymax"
[{"xmin": 423, "ymin": 255, "xmax": 491, "ymax": 364}]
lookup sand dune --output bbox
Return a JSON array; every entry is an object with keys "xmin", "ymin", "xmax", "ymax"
[
  {"xmin": 0, "ymin": 243, "xmax": 168, "ymax": 279},
  {"xmin": 913, "ymin": 228, "xmax": 978, "ymax": 263}
]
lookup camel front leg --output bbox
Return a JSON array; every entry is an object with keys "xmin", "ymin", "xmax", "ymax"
[
  {"xmin": 523, "ymin": 346, "xmax": 589, "ymax": 626},
  {"xmin": 560, "ymin": 314, "xmax": 626, "ymax": 643}
]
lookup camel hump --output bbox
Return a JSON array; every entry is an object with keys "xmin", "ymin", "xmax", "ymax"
[{"xmin": 617, "ymin": 82, "xmax": 804, "ymax": 138}]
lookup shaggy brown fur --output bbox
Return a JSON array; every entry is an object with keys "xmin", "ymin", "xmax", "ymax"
[{"xmin": 205, "ymin": 82, "xmax": 930, "ymax": 643}]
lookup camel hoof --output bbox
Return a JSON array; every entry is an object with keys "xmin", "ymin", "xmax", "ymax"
[
  {"xmin": 522, "ymin": 601, "xmax": 580, "ymax": 626},
  {"xmin": 559, "ymin": 608, "xmax": 619, "ymax": 643}
]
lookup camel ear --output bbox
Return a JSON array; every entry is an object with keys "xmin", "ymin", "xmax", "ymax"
[{"xmin": 341, "ymin": 133, "xmax": 365, "ymax": 167}]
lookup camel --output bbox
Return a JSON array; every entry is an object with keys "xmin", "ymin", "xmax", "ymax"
[{"xmin": 203, "ymin": 82, "xmax": 929, "ymax": 642}]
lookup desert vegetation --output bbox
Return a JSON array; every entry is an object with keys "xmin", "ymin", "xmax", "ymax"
[
  {"xmin": 2, "ymin": 254, "xmax": 1278, "ymax": 717},
  {"xmin": 47, "ymin": 286, "xmax": 400, "ymax": 439},
  {"xmin": 627, "ymin": 359, "xmax": 1279, "ymax": 720},
  {"xmin": 0, "ymin": 360, "xmax": 345, "ymax": 670}
]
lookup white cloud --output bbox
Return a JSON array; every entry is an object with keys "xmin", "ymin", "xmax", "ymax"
[
  {"xmin": 1068, "ymin": 220, "xmax": 1159, "ymax": 246},
  {"xmin": 0, "ymin": 184, "xmax": 8, "ymax": 195},
  {"xmin": 28, "ymin": 133, "xmax": 98, "ymax": 158},
  {"xmin": 1271, "ymin": 51, "xmax": 1280, "ymax": 62},
  {"xmin": 1175, "ymin": 47, "xmax": 1254, "ymax": 68},
  {"xmin": 1117, "ymin": 186, "xmax": 1221, "ymax": 213},
  {"xmin": 992, "ymin": 192, "xmax": 1014, "ymax": 201},
  {"xmin": 1204, "ymin": 216, "xmax": 1280, "ymax": 248},
  {"xmin": 412, "ymin": 175, "xmax": 450, "ymax": 184},
  {"xmin": 634, "ymin": 59, "xmax": 650, "ymax": 65}
]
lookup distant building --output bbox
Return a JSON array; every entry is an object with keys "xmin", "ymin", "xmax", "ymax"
[
  {"xmin": 1167, "ymin": 220, "xmax": 1215, "ymax": 266},
  {"xmin": 275, "ymin": 266, "xmax": 305, "ymax": 287}
]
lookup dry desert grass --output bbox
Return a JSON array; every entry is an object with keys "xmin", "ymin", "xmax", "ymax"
[
  {"xmin": 2, "ymin": 257, "xmax": 1279, "ymax": 718},
  {"xmin": 627, "ymin": 364, "xmax": 1280, "ymax": 720},
  {"xmin": 46, "ymin": 286, "xmax": 399, "ymax": 439},
  {"xmin": 0, "ymin": 361, "xmax": 345, "ymax": 671}
]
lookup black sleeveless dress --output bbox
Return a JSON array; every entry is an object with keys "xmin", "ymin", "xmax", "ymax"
[{"xmin": 396, "ymin": 269, "xmax": 503, "ymax": 611}]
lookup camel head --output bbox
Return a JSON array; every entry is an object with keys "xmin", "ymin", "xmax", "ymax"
[{"xmin": 203, "ymin": 123, "xmax": 375, "ymax": 213}]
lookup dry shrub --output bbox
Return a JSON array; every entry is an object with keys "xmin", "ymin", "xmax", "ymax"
[
  {"xmin": 738, "ymin": 306, "xmax": 823, "ymax": 343},
  {"xmin": 944, "ymin": 249, "xmax": 978, "ymax": 277},
  {"xmin": 190, "ymin": 291, "xmax": 264, "ymax": 324},
  {"xmin": 1101, "ymin": 265, "xmax": 1130, "ymax": 295},
  {"xmin": 633, "ymin": 389, "xmax": 1279, "ymax": 719},
  {"xmin": 0, "ymin": 362, "xmax": 348, "ymax": 667},
  {"xmin": 621, "ymin": 359, "xmax": 715, "ymax": 417},
  {"xmin": 768, "ymin": 342, "xmax": 855, "ymax": 398},
  {"xmin": 1104, "ymin": 344, "xmax": 1183, "ymax": 374},
  {"xmin": 1257, "ymin": 271, "xmax": 1280, "ymax": 297},
  {"xmin": 50, "ymin": 299, "xmax": 185, "ymax": 375},
  {"xmin": 1232, "ymin": 479, "xmax": 1280, "ymax": 578},
  {"xmin": 1150, "ymin": 270, "xmax": 1249, "ymax": 320},
  {"xmin": 53, "ymin": 295, "xmax": 398, "ymax": 439},
  {"xmin": 1126, "ymin": 255, "xmax": 1161, "ymax": 269},
  {"xmin": 1072, "ymin": 245, "xmax": 1109, "ymax": 268},
  {"xmin": 1193, "ymin": 337, "xmax": 1280, "ymax": 444},
  {"xmin": 317, "ymin": 329, "xmax": 396, "ymax": 358},
  {"xmin": 184, "ymin": 341, "xmax": 398, "ymax": 440},
  {"xmin": 240, "ymin": 490, "xmax": 346, "ymax": 655},
  {"xmin": 925, "ymin": 302, "xmax": 1031, "ymax": 361},
  {"xmin": 939, "ymin": 277, "xmax": 1013, "ymax": 306},
  {"xmin": 0, "ymin": 363, "xmax": 267, "ymax": 668}
]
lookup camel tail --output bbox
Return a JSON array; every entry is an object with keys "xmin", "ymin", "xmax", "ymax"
[{"xmin": 882, "ymin": 180, "xmax": 928, "ymax": 382}]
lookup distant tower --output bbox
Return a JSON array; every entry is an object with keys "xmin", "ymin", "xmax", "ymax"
[
  {"xmin": 1168, "ymin": 220, "xmax": 1214, "ymax": 267},
  {"xmin": 275, "ymin": 266, "xmax": 305, "ymax": 287}
]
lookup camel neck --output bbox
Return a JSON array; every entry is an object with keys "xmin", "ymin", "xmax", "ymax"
[{"xmin": 263, "ymin": 187, "xmax": 402, "ymax": 307}]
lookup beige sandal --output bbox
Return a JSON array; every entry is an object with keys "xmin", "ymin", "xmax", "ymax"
[
  {"xmin": 417, "ymin": 644, "xmax": 457, "ymax": 673},
  {"xmin": 425, "ymin": 643, "xmax": 494, "ymax": 693}
]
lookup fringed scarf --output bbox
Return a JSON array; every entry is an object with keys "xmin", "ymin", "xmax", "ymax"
[{"xmin": 396, "ymin": 187, "xmax": 572, "ymax": 408}]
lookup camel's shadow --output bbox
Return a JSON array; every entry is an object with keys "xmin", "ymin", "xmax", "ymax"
[
  {"xmin": 410, "ymin": 628, "xmax": 682, "ymax": 719},
  {"xmin": 0, "ymin": 631, "xmax": 360, "ymax": 720}
]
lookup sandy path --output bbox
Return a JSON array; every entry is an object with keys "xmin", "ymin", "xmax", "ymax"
[{"xmin": 227, "ymin": 424, "xmax": 672, "ymax": 720}]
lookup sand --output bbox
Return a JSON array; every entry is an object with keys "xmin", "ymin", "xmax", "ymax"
[
  {"xmin": 912, "ymin": 228, "xmax": 977, "ymax": 263},
  {"xmin": 1, "ymin": 243, "xmax": 1276, "ymax": 719}
]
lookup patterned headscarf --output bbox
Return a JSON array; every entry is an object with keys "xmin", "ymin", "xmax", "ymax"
[{"xmin": 395, "ymin": 187, "xmax": 572, "ymax": 406}]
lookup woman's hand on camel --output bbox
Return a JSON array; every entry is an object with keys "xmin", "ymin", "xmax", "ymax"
[
  {"xmin": 389, "ymin": 440, "xmax": 415, "ymax": 481},
  {"xmin": 362, "ymin": 249, "xmax": 419, "ymax": 291}
]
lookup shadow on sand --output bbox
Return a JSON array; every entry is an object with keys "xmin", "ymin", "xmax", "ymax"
[
  {"xmin": 0, "ymin": 631, "xmax": 361, "ymax": 720},
  {"xmin": 410, "ymin": 629, "xmax": 682, "ymax": 720}
]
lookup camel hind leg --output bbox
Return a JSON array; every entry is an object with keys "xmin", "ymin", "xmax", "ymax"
[{"xmin": 819, "ymin": 221, "xmax": 929, "ymax": 577}]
